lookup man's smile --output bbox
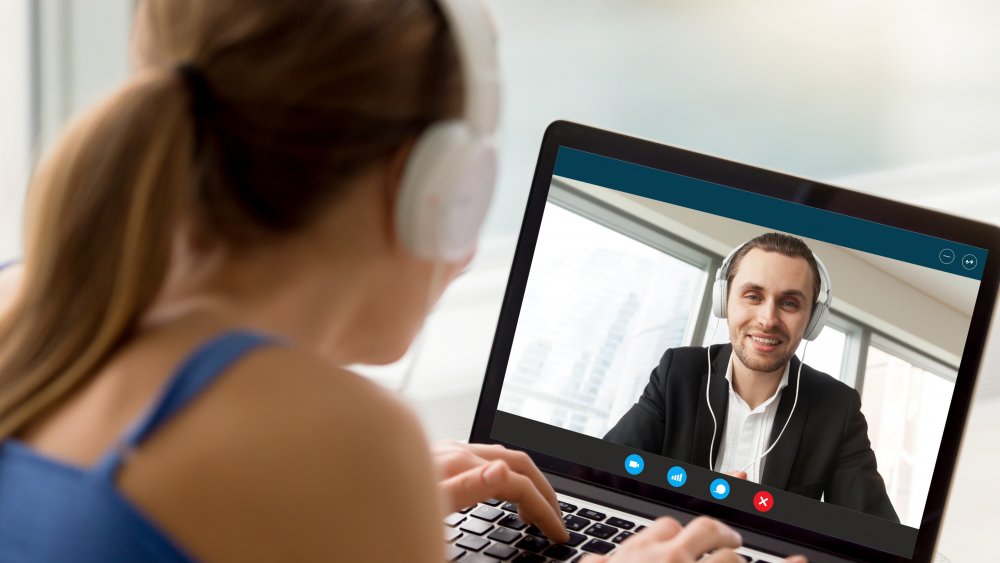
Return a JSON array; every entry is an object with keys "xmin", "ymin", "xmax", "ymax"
[{"xmin": 746, "ymin": 332, "xmax": 785, "ymax": 353}]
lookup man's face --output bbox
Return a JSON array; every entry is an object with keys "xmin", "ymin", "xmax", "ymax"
[{"xmin": 727, "ymin": 248, "xmax": 814, "ymax": 376}]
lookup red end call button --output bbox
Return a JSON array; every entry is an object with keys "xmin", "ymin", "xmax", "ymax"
[{"xmin": 753, "ymin": 491, "xmax": 774, "ymax": 513}]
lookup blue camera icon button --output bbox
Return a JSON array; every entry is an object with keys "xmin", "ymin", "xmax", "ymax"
[{"xmin": 624, "ymin": 454, "xmax": 645, "ymax": 475}]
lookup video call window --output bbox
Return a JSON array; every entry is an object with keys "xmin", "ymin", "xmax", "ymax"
[{"xmin": 497, "ymin": 176, "xmax": 973, "ymax": 529}]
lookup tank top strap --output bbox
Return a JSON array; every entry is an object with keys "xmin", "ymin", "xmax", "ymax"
[{"xmin": 93, "ymin": 330, "xmax": 278, "ymax": 480}]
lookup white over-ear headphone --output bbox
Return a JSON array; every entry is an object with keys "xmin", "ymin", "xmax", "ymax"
[
  {"xmin": 395, "ymin": 0, "xmax": 500, "ymax": 261},
  {"xmin": 711, "ymin": 239, "xmax": 833, "ymax": 341}
]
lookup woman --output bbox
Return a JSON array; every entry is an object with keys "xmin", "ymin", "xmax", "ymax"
[{"xmin": 0, "ymin": 0, "xmax": 802, "ymax": 561}]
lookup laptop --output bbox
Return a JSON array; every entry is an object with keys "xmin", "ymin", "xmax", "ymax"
[{"xmin": 444, "ymin": 121, "xmax": 1000, "ymax": 562}]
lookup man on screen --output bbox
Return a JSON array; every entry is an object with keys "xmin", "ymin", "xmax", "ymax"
[{"xmin": 605, "ymin": 233, "xmax": 899, "ymax": 522}]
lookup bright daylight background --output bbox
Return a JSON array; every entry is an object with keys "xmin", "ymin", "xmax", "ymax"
[{"xmin": 1, "ymin": 0, "xmax": 998, "ymax": 558}]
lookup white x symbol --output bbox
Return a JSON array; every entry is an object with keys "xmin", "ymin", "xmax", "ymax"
[{"xmin": 758, "ymin": 497, "xmax": 768, "ymax": 506}]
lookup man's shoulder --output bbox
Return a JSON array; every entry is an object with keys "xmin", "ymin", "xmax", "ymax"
[
  {"xmin": 654, "ymin": 345, "xmax": 727, "ymax": 388},
  {"xmin": 661, "ymin": 344, "xmax": 730, "ymax": 362},
  {"xmin": 800, "ymin": 361, "xmax": 859, "ymax": 402}
]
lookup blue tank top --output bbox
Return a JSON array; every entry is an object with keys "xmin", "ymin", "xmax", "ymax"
[{"xmin": 0, "ymin": 331, "xmax": 275, "ymax": 563}]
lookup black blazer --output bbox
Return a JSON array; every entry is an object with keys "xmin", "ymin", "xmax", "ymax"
[{"xmin": 604, "ymin": 344, "xmax": 899, "ymax": 522}]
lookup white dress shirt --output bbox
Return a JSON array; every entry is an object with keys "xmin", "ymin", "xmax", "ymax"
[{"xmin": 714, "ymin": 356, "xmax": 790, "ymax": 484}]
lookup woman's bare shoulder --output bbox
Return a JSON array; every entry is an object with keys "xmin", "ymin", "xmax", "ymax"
[{"xmin": 122, "ymin": 345, "xmax": 444, "ymax": 562}]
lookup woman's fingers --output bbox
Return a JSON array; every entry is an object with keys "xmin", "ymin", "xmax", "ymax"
[
  {"xmin": 611, "ymin": 516, "xmax": 742, "ymax": 562},
  {"xmin": 433, "ymin": 443, "xmax": 489, "ymax": 480},
  {"xmin": 461, "ymin": 443, "xmax": 561, "ymax": 517},
  {"xmin": 625, "ymin": 516, "xmax": 683, "ymax": 545},
  {"xmin": 440, "ymin": 460, "xmax": 569, "ymax": 543},
  {"xmin": 670, "ymin": 516, "xmax": 742, "ymax": 560},
  {"xmin": 701, "ymin": 547, "xmax": 747, "ymax": 563},
  {"xmin": 438, "ymin": 459, "xmax": 499, "ymax": 512}
]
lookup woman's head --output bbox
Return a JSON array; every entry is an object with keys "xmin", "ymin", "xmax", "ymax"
[
  {"xmin": 134, "ymin": 0, "xmax": 464, "ymax": 244},
  {"xmin": 0, "ymin": 0, "xmax": 484, "ymax": 437}
]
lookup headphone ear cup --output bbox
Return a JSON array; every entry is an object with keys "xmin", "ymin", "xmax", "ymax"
[
  {"xmin": 395, "ymin": 121, "xmax": 497, "ymax": 261},
  {"xmin": 803, "ymin": 301, "xmax": 829, "ymax": 341},
  {"xmin": 712, "ymin": 278, "xmax": 727, "ymax": 318}
]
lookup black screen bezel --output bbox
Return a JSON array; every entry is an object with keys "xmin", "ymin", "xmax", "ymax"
[{"xmin": 468, "ymin": 120, "xmax": 1000, "ymax": 562}]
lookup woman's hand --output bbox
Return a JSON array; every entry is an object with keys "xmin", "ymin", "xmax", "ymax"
[
  {"xmin": 580, "ymin": 516, "xmax": 807, "ymax": 563},
  {"xmin": 432, "ymin": 441, "xmax": 569, "ymax": 543},
  {"xmin": 432, "ymin": 442, "xmax": 806, "ymax": 562}
]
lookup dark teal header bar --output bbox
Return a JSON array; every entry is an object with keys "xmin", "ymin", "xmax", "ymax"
[{"xmin": 553, "ymin": 147, "xmax": 987, "ymax": 280}]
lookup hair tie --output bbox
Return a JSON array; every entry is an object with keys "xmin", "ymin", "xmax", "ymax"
[
  {"xmin": 175, "ymin": 63, "xmax": 217, "ymax": 156},
  {"xmin": 176, "ymin": 63, "xmax": 215, "ymax": 116}
]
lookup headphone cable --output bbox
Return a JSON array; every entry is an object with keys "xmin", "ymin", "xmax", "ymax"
[
  {"xmin": 706, "ymin": 334, "xmax": 809, "ymax": 477},
  {"xmin": 396, "ymin": 260, "xmax": 449, "ymax": 395}
]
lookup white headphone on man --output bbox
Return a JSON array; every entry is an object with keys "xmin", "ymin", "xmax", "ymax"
[
  {"xmin": 711, "ymin": 239, "xmax": 833, "ymax": 341},
  {"xmin": 395, "ymin": 0, "xmax": 500, "ymax": 262}
]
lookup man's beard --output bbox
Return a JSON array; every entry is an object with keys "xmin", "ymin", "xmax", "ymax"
[{"xmin": 732, "ymin": 332, "xmax": 795, "ymax": 374}]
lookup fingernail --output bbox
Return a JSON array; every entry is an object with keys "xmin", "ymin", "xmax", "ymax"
[
  {"xmin": 483, "ymin": 461, "xmax": 504, "ymax": 485},
  {"xmin": 731, "ymin": 530, "xmax": 743, "ymax": 545}
]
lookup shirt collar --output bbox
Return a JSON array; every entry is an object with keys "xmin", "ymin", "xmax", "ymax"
[{"xmin": 724, "ymin": 352, "xmax": 790, "ymax": 411}]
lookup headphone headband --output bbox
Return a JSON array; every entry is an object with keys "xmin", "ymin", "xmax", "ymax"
[{"xmin": 435, "ymin": 0, "xmax": 500, "ymax": 135}]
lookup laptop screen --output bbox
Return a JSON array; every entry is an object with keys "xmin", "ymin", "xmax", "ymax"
[{"xmin": 478, "ymin": 123, "xmax": 997, "ymax": 561}]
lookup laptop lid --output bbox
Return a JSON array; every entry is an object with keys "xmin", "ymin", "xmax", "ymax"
[{"xmin": 469, "ymin": 120, "xmax": 1000, "ymax": 562}]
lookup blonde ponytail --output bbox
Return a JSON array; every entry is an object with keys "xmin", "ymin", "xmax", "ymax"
[{"xmin": 0, "ymin": 69, "xmax": 194, "ymax": 438}]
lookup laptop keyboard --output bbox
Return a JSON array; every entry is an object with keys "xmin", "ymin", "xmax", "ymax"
[{"xmin": 442, "ymin": 493, "xmax": 783, "ymax": 562}]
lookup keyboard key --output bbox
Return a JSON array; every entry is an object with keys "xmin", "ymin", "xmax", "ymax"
[
  {"xmin": 471, "ymin": 505, "xmax": 504, "ymax": 522},
  {"xmin": 501, "ymin": 502, "xmax": 519, "ymax": 512},
  {"xmin": 445, "ymin": 543, "xmax": 465, "ymax": 561},
  {"xmin": 498, "ymin": 513, "xmax": 527, "ymax": 530},
  {"xmin": 543, "ymin": 544, "xmax": 578, "ymax": 561},
  {"xmin": 611, "ymin": 530, "xmax": 633, "ymax": 544},
  {"xmin": 512, "ymin": 553, "xmax": 546, "ymax": 563},
  {"xmin": 565, "ymin": 531, "xmax": 587, "ymax": 547},
  {"xmin": 583, "ymin": 523, "xmax": 617, "ymax": 540},
  {"xmin": 737, "ymin": 554, "xmax": 754, "ymax": 561},
  {"xmin": 444, "ymin": 513, "xmax": 465, "ymax": 527},
  {"xmin": 635, "ymin": 525, "xmax": 646, "ymax": 533},
  {"xmin": 487, "ymin": 527, "xmax": 520, "ymax": 544},
  {"xmin": 457, "ymin": 535, "xmax": 490, "ymax": 552},
  {"xmin": 515, "ymin": 534, "xmax": 551, "ymax": 553},
  {"xmin": 563, "ymin": 515, "xmax": 591, "ymax": 531},
  {"xmin": 559, "ymin": 501, "xmax": 578, "ymax": 513},
  {"xmin": 484, "ymin": 542, "xmax": 519, "ymax": 560},
  {"xmin": 578, "ymin": 509, "xmax": 606, "ymax": 521},
  {"xmin": 460, "ymin": 519, "xmax": 493, "ymax": 535},
  {"xmin": 444, "ymin": 527, "xmax": 462, "ymax": 542},
  {"xmin": 461, "ymin": 553, "xmax": 497, "ymax": 563},
  {"xmin": 482, "ymin": 498, "xmax": 503, "ymax": 506},
  {"xmin": 606, "ymin": 517, "xmax": 635, "ymax": 530},
  {"xmin": 581, "ymin": 538, "xmax": 615, "ymax": 555},
  {"xmin": 459, "ymin": 505, "xmax": 476, "ymax": 514},
  {"xmin": 523, "ymin": 525, "xmax": 544, "ymax": 537}
]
